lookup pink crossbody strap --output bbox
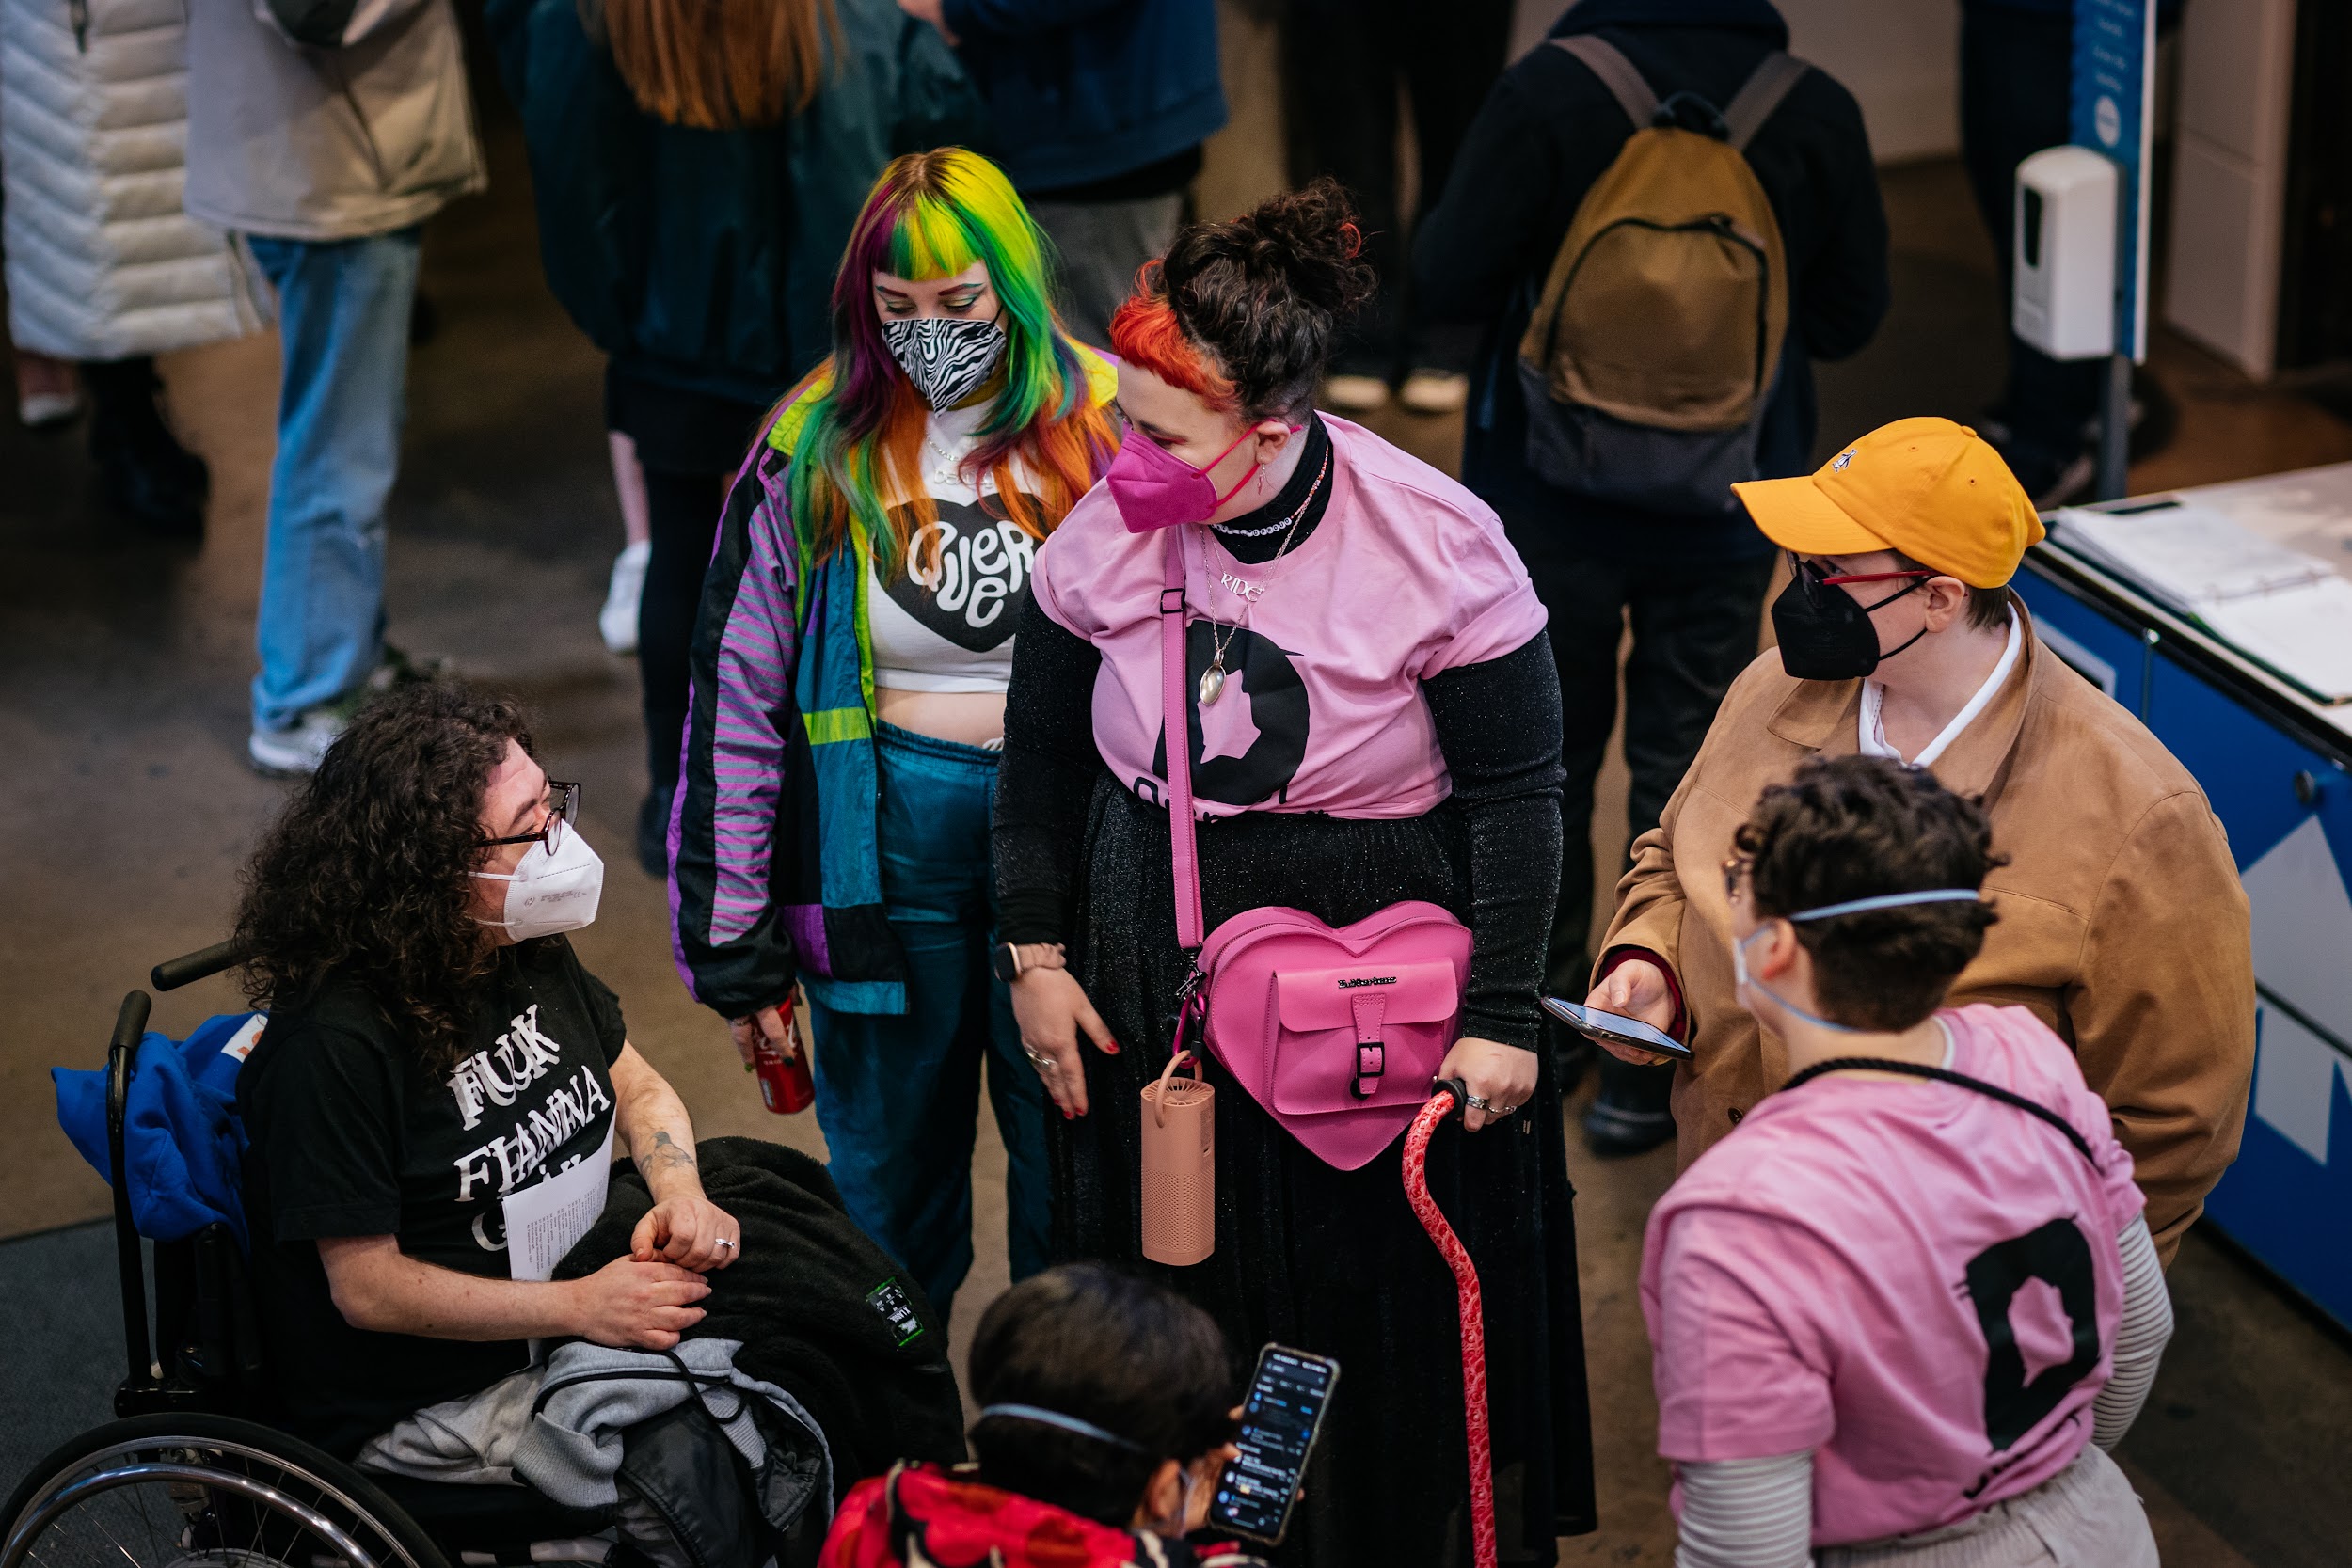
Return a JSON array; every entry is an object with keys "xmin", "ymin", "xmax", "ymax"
[{"xmin": 1160, "ymin": 527, "xmax": 1207, "ymax": 949}]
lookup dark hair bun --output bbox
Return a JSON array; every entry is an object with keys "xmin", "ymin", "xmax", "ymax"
[{"xmin": 1163, "ymin": 178, "xmax": 1379, "ymax": 417}]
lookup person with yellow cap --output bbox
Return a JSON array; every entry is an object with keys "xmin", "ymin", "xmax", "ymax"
[{"xmin": 1582, "ymin": 416, "xmax": 2254, "ymax": 1264}]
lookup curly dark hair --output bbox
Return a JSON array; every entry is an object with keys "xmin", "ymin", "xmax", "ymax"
[
  {"xmin": 233, "ymin": 683, "xmax": 535, "ymax": 1069},
  {"xmin": 1154, "ymin": 177, "xmax": 1378, "ymax": 419},
  {"xmin": 1735, "ymin": 754, "xmax": 2007, "ymax": 1032}
]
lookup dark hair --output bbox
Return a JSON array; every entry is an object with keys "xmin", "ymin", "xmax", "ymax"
[
  {"xmin": 967, "ymin": 1264, "xmax": 1238, "ymax": 1526},
  {"xmin": 1118, "ymin": 178, "xmax": 1378, "ymax": 420},
  {"xmin": 1735, "ymin": 755, "xmax": 2006, "ymax": 1032},
  {"xmin": 233, "ymin": 683, "xmax": 533, "ymax": 1070},
  {"xmin": 1892, "ymin": 550, "xmax": 2016, "ymax": 632}
]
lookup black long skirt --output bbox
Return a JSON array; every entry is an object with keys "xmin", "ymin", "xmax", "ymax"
[{"xmin": 1049, "ymin": 781, "xmax": 1597, "ymax": 1567}]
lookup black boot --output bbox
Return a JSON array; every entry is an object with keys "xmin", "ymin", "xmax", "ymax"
[
  {"xmin": 84, "ymin": 356, "xmax": 206, "ymax": 538},
  {"xmin": 1582, "ymin": 1052, "xmax": 1677, "ymax": 1156}
]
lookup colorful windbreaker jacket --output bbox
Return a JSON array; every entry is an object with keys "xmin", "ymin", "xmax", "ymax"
[{"xmin": 669, "ymin": 349, "xmax": 1117, "ymax": 1020}]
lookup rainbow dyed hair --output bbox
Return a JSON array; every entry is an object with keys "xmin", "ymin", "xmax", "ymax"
[{"xmin": 782, "ymin": 149, "xmax": 1116, "ymax": 576}]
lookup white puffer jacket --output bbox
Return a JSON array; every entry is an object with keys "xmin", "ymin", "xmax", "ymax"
[{"xmin": 1, "ymin": 0, "xmax": 270, "ymax": 361}]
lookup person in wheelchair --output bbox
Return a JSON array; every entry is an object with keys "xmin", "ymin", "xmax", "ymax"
[
  {"xmin": 231, "ymin": 682, "xmax": 740, "ymax": 1461},
  {"xmin": 821, "ymin": 1263, "xmax": 1266, "ymax": 1568}
]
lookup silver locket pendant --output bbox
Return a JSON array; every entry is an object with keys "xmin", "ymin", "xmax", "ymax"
[{"xmin": 1199, "ymin": 661, "xmax": 1227, "ymax": 705}]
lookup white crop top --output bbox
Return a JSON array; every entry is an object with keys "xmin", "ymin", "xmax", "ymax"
[{"xmin": 868, "ymin": 404, "xmax": 1040, "ymax": 694}]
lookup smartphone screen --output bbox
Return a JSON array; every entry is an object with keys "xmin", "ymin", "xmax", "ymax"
[
  {"xmin": 1207, "ymin": 1344, "xmax": 1340, "ymax": 1545},
  {"xmin": 1541, "ymin": 996, "xmax": 1694, "ymax": 1062}
]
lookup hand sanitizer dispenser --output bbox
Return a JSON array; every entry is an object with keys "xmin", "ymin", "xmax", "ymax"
[{"xmin": 2013, "ymin": 146, "xmax": 2118, "ymax": 360}]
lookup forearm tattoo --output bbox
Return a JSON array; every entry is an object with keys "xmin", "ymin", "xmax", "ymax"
[{"xmin": 644, "ymin": 1129, "xmax": 698, "ymax": 1175}]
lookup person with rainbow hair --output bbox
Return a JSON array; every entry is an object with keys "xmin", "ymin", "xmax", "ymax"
[{"xmin": 670, "ymin": 149, "xmax": 1119, "ymax": 1320}]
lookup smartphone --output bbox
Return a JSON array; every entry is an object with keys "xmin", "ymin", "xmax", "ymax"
[
  {"xmin": 1207, "ymin": 1344, "xmax": 1340, "ymax": 1546},
  {"xmin": 1541, "ymin": 996, "xmax": 1694, "ymax": 1063}
]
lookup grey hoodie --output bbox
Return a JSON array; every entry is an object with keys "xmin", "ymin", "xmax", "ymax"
[{"xmin": 184, "ymin": 0, "xmax": 485, "ymax": 240}]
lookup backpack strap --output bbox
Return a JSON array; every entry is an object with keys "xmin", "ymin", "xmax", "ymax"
[
  {"xmin": 1552, "ymin": 35, "xmax": 1660, "ymax": 134},
  {"xmin": 1721, "ymin": 50, "xmax": 1811, "ymax": 151},
  {"xmin": 1779, "ymin": 1056, "xmax": 2100, "ymax": 1166}
]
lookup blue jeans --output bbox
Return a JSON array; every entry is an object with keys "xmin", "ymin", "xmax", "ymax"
[
  {"xmin": 805, "ymin": 722, "xmax": 1052, "ymax": 1317},
  {"xmin": 245, "ymin": 230, "xmax": 421, "ymax": 732}
]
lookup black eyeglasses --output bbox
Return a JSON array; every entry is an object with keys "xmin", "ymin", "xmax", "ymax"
[{"xmin": 482, "ymin": 780, "xmax": 581, "ymax": 854}]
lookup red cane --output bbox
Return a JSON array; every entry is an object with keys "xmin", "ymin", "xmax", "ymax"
[{"xmin": 1404, "ymin": 1079, "xmax": 1495, "ymax": 1568}]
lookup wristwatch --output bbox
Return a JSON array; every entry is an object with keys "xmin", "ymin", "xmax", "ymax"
[{"xmin": 992, "ymin": 942, "xmax": 1064, "ymax": 982}]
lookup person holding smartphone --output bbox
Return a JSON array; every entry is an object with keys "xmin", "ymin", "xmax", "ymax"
[
  {"xmin": 1588, "ymin": 417, "xmax": 2251, "ymax": 1266},
  {"xmin": 1644, "ymin": 754, "xmax": 2170, "ymax": 1565},
  {"xmin": 819, "ymin": 1264, "xmax": 1268, "ymax": 1568}
]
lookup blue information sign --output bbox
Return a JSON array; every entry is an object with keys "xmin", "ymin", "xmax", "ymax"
[{"xmin": 2071, "ymin": 0, "xmax": 2156, "ymax": 361}]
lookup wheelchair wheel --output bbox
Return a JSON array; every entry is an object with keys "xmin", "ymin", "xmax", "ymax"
[{"xmin": 2, "ymin": 1415, "xmax": 449, "ymax": 1568}]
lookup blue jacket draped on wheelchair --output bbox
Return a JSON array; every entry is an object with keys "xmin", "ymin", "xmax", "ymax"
[{"xmin": 54, "ymin": 1011, "xmax": 262, "ymax": 1249}]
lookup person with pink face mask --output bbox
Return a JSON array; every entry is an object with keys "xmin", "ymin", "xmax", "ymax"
[{"xmin": 992, "ymin": 180, "xmax": 1596, "ymax": 1567}]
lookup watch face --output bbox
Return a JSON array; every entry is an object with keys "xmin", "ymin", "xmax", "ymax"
[{"xmin": 991, "ymin": 944, "xmax": 1021, "ymax": 983}]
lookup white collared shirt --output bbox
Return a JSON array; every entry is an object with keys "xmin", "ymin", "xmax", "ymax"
[{"xmin": 1858, "ymin": 608, "xmax": 2023, "ymax": 767}]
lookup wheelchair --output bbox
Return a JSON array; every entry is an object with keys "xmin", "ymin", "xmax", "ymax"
[{"xmin": 2, "ymin": 944, "xmax": 619, "ymax": 1568}]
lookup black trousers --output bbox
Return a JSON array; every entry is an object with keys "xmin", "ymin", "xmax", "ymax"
[
  {"xmin": 1959, "ymin": 1, "xmax": 2103, "ymax": 473},
  {"xmin": 640, "ymin": 468, "xmax": 729, "ymax": 803},
  {"xmin": 1508, "ymin": 534, "xmax": 1777, "ymax": 993},
  {"xmin": 1280, "ymin": 0, "xmax": 1514, "ymax": 380},
  {"xmin": 605, "ymin": 366, "xmax": 771, "ymax": 814}
]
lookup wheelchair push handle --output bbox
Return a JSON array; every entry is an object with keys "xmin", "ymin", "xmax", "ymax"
[{"xmin": 152, "ymin": 939, "xmax": 245, "ymax": 993}]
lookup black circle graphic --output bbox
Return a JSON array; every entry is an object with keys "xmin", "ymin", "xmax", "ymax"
[{"xmin": 1149, "ymin": 621, "xmax": 1311, "ymax": 808}]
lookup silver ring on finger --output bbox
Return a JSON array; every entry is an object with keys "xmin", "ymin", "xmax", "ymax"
[
  {"xmin": 1465, "ymin": 1094, "xmax": 1490, "ymax": 1111},
  {"xmin": 715, "ymin": 1236, "xmax": 737, "ymax": 1250},
  {"xmin": 1493, "ymin": 1102, "xmax": 1518, "ymax": 1117}
]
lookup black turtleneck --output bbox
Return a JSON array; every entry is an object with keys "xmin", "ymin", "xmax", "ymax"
[{"xmin": 1206, "ymin": 415, "xmax": 1335, "ymax": 564}]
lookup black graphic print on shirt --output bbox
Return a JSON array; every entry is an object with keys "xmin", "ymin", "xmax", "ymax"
[
  {"xmin": 883, "ymin": 498, "xmax": 1041, "ymax": 652},
  {"xmin": 1145, "ymin": 620, "xmax": 1310, "ymax": 810}
]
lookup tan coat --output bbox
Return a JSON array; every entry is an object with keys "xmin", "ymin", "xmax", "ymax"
[{"xmin": 1601, "ymin": 612, "xmax": 2255, "ymax": 1262}]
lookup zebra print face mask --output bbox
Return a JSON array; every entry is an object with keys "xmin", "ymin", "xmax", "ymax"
[{"xmin": 882, "ymin": 315, "xmax": 1008, "ymax": 411}]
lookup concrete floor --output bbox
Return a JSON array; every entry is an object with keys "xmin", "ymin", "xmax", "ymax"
[{"xmin": 8, "ymin": 26, "xmax": 2352, "ymax": 1567}]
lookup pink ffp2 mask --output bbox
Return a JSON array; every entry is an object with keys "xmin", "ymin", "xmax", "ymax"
[{"xmin": 1104, "ymin": 423, "xmax": 1284, "ymax": 533}]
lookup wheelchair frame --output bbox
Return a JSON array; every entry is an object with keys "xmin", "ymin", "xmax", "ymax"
[{"xmin": 3, "ymin": 942, "xmax": 611, "ymax": 1568}]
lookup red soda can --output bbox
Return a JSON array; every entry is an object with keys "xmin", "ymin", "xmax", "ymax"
[{"xmin": 754, "ymin": 1039, "xmax": 815, "ymax": 1114}]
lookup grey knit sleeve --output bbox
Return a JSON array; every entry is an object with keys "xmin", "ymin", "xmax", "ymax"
[
  {"xmin": 1673, "ymin": 1452, "xmax": 1814, "ymax": 1568},
  {"xmin": 2093, "ymin": 1215, "xmax": 2172, "ymax": 1451}
]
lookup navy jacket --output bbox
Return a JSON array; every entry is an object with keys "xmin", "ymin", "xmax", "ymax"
[
  {"xmin": 485, "ymin": 0, "xmax": 982, "ymax": 405},
  {"xmin": 1414, "ymin": 0, "xmax": 1890, "ymax": 562},
  {"xmin": 938, "ymin": 0, "xmax": 1226, "ymax": 194}
]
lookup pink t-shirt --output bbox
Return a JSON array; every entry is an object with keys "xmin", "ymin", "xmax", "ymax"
[
  {"xmin": 1030, "ymin": 416, "xmax": 1547, "ymax": 819},
  {"xmin": 1639, "ymin": 1005, "xmax": 2144, "ymax": 1546}
]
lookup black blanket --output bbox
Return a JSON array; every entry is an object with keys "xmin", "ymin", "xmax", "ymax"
[{"xmin": 557, "ymin": 1136, "xmax": 965, "ymax": 1498}]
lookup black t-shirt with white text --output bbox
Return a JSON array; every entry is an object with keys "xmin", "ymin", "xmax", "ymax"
[{"xmin": 238, "ymin": 937, "xmax": 627, "ymax": 1458}]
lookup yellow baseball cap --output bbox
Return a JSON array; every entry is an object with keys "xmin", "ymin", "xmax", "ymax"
[{"xmin": 1730, "ymin": 417, "xmax": 2042, "ymax": 589}]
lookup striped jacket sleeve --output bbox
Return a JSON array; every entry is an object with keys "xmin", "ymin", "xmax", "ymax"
[{"xmin": 669, "ymin": 440, "xmax": 807, "ymax": 1019}]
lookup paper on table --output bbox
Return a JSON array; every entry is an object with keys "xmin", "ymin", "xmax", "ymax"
[
  {"xmin": 503, "ymin": 1120, "xmax": 615, "ymax": 1283},
  {"xmin": 2055, "ymin": 501, "xmax": 2333, "ymax": 610},
  {"xmin": 2200, "ymin": 577, "xmax": 2352, "ymax": 704}
]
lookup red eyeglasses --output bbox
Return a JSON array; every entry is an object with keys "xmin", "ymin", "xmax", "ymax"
[{"xmin": 1791, "ymin": 556, "xmax": 1932, "ymax": 610}]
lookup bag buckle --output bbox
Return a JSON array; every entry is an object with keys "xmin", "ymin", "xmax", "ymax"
[
  {"xmin": 1349, "ymin": 993, "xmax": 1387, "ymax": 1100},
  {"xmin": 1159, "ymin": 587, "xmax": 1187, "ymax": 615}
]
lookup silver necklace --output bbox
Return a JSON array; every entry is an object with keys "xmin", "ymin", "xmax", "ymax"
[{"xmin": 1197, "ymin": 447, "xmax": 1328, "ymax": 706}]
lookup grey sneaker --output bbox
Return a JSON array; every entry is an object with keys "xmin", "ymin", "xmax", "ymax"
[
  {"xmin": 247, "ymin": 706, "xmax": 348, "ymax": 777},
  {"xmin": 600, "ymin": 539, "xmax": 649, "ymax": 656}
]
